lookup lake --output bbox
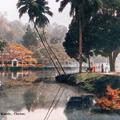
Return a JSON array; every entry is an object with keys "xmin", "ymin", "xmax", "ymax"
[{"xmin": 0, "ymin": 68, "xmax": 120, "ymax": 120}]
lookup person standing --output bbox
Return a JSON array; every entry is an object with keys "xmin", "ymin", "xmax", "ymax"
[{"xmin": 101, "ymin": 64, "xmax": 104, "ymax": 73}]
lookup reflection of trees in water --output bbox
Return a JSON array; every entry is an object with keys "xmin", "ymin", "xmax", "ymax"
[
  {"xmin": 0, "ymin": 115, "xmax": 7, "ymax": 120},
  {"xmin": 0, "ymin": 69, "xmax": 77, "ymax": 84},
  {"xmin": 24, "ymin": 89, "xmax": 37, "ymax": 112},
  {"xmin": 23, "ymin": 86, "xmax": 46, "ymax": 112},
  {"xmin": 0, "ymin": 70, "xmax": 57, "ymax": 82},
  {"xmin": 11, "ymin": 71, "xmax": 37, "ymax": 81},
  {"xmin": 65, "ymin": 110, "xmax": 120, "ymax": 120},
  {"xmin": 64, "ymin": 95, "xmax": 120, "ymax": 120},
  {"xmin": 65, "ymin": 95, "xmax": 94, "ymax": 112},
  {"xmin": 0, "ymin": 85, "xmax": 45, "ymax": 114},
  {"xmin": 0, "ymin": 91, "xmax": 9, "ymax": 112},
  {"xmin": 64, "ymin": 96, "xmax": 93, "ymax": 120}
]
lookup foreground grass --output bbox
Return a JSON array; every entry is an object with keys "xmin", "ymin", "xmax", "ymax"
[
  {"xmin": 74, "ymin": 73, "xmax": 120, "ymax": 95},
  {"xmin": 76, "ymin": 73, "xmax": 104, "ymax": 82}
]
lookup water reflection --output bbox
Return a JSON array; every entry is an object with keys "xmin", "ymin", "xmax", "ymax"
[
  {"xmin": 24, "ymin": 89, "xmax": 37, "ymax": 112},
  {"xmin": 65, "ymin": 96, "xmax": 120, "ymax": 120},
  {"xmin": 0, "ymin": 67, "xmax": 78, "ymax": 81},
  {"xmin": 0, "ymin": 70, "xmax": 56, "ymax": 81},
  {"xmin": 0, "ymin": 69, "xmax": 120, "ymax": 120},
  {"xmin": 0, "ymin": 73, "xmax": 81, "ymax": 120},
  {"xmin": 65, "ymin": 95, "xmax": 95, "ymax": 111}
]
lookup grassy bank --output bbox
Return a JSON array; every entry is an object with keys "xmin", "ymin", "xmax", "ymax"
[
  {"xmin": 56, "ymin": 73, "xmax": 120, "ymax": 96},
  {"xmin": 76, "ymin": 73, "xmax": 103, "ymax": 92},
  {"xmin": 76, "ymin": 73, "xmax": 120, "ymax": 95}
]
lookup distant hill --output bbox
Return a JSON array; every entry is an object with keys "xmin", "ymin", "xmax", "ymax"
[
  {"xmin": 44, "ymin": 23, "xmax": 68, "ymax": 44},
  {"xmin": 10, "ymin": 20, "xmax": 26, "ymax": 41},
  {"xmin": 0, "ymin": 13, "xmax": 25, "ymax": 42},
  {"xmin": 32, "ymin": 43, "xmax": 75, "ymax": 64}
]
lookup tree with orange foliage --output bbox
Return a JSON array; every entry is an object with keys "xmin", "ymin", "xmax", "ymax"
[
  {"xmin": 7, "ymin": 43, "xmax": 37, "ymax": 66},
  {"xmin": 96, "ymin": 85, "xmax": 120, "ymax": 110}
]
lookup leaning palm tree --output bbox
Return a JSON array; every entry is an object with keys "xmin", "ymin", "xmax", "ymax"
[
  {"xmin": 17, "ymin": 0, "xmax": 65, "ymax": 75},
  {"xmin": 56, "ymin": 0, "xmax": 102, "ymax": 73}
]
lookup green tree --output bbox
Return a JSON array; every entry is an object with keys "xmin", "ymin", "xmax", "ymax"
[
  {"xmin": 63, "ymin": 18, "xmax": 93, "ymax": 69},
  {"xmin": 64, "ymin": 0, "xmax": 120, "ymax": 72},
  {"xmin": 87, "ymin": 14, "xmax": 120, "ymax": 72},
  {"xmin": 86, "ymin": 0, "xmax": 120, "ymax": 72},
  {"xmin": 56, "ymin": 0, "xmax": 102, "ymax": 72},
  {"xmin": 22, "ymin": 25, "xmax": 38, "ymax": 49},
  {"xmin": 17, "ymin": 0, "xmax": 65, "ymax": 75},
  {"xmin": 0, "ymin": 39, "xmax": 6, "ymax": 67}
]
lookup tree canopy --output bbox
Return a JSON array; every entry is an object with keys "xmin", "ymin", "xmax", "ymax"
[
  {"xmin": 63, "ymin": 19, "xmax": 93, "ymax": 61},
  {"xmin": 63, "ymin": 0, "xmax": 120, "ymax": 71},
  {"xmin": 22, "ymin": 25, "xmax": 38, "ymax": 49},
  {"xmin": 56, "ymin": 0, "xmax": 102, "ymax": 72},
  {"xmin": 17, "ymin": 0, "xmax": 53, "ymax": 27},
  {"xmin": 0, "ymin": 38, "xmax": 6, "ymax": 52}
]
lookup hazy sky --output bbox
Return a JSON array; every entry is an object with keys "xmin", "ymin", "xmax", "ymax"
[{"xmin": 0, "ymin": 0, "xmax": 71, "ymax": 27}]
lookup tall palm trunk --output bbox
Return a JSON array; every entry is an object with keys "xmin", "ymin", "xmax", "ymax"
[
  {"xmin": 79, "ymin": 20, "xmax": 83, "ymax": 73},
  {"xmin": 34, "ymin": 26, "xmax": 61, "ymax": 75},
  {"xmin": 78, "ymin": 1, "xmax": 84, "ymax": 73},
  {"xmin": 108, "ymin": 51, "xmax": 119, "ymax": 72},
  {"xmin": 42, "ymin": 28, "xmax": 66, "ymax": 75},
  {"xmin": 88, "ymin": 55, "xmax": 91, "ymax": 69},
  {"xmin": 109, "ymin": 54, "xmax": 115, "ymax": 72}
]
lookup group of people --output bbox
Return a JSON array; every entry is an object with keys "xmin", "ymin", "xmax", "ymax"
[{"xmin": 86, "ymin": 63, "xmax": 109, "ymax": 73}]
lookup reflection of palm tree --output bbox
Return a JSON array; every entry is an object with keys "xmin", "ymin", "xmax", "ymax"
[{"xmin": 24, "ymin": 89, "xmax": 37, "ymax": 112}]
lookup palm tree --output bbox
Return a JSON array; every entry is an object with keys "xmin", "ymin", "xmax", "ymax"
[
  {"xmin": 17, "ymin": 0, "xmax": 66, "ymax": 75},
  {"xmin": 17, "ymin": 0, "xmax": 53, "ymax": 27},
  {"xmin": 56, "ymin": 0, "xmax": 102, "ymax": 73}
]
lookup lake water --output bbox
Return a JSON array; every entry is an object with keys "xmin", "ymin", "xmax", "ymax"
[{"xmin": 0, "ymin": 68, "xmax": 120, "ymax": 120}]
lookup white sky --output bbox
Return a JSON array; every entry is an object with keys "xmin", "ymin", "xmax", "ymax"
[{"xmin": 0, "ymin": 0, "xmax": 71, "ymax": 27}]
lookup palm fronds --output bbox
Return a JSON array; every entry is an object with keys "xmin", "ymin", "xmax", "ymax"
[{"xmin": 17, "ymin": 0, "xmax": 53, "ymax": 27}]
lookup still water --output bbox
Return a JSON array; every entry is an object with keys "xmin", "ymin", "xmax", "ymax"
[{"xmin": 0, "ymin": 68, "xmax": 120, "ymax": 120}]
